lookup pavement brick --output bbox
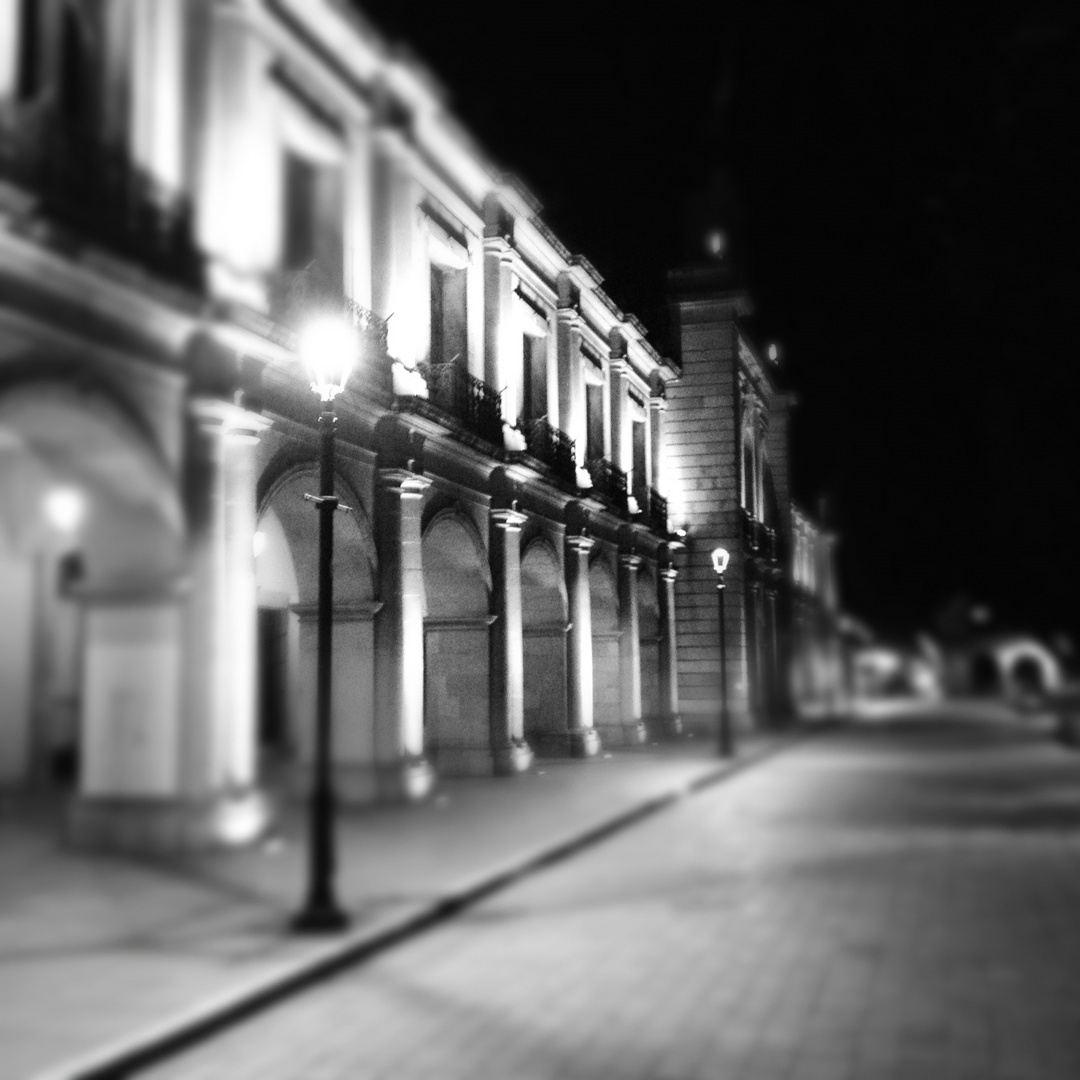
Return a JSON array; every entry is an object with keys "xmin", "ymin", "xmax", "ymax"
[{"xmin": 131, "ymin": 703, "xmax": 1080, "ymax": 1080}]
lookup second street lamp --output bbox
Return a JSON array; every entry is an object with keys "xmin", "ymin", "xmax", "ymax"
[
  {"xmin": 292, "ymin": 314, "xmax": 358, "ymax": 934},
  {"xmin": 712, "ymin": 547, "xmax": 733, "ymax": 758}
]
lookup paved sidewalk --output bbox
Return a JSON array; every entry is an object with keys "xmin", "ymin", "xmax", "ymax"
[
  {"xmin": 136, "ymin": 701, "xmax": 1080, "ymax": 1080},
  {"xmin": 0, "ymin": 731, "xmax": 794, "ymax": 1080}
]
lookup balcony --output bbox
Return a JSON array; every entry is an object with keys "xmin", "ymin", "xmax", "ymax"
[
  {"xmin": 517, "ymin": 417, "xmax": 577, "ymax": 485},
  {"xmin": 0, "ymin": 115, "xmax": 203, "ymax": 290},
  {"xmin": 633, "ymin": 484, "xmax": 669, "ymax": 536},
  {"xmin": 416, "ymin": 362, "xmax": 504, "ymax": 447},
  {"xmin": 742, "ymin": 508, "xmax": 779, "ymax": 563},
  {"xmin": 585, "ymin": 456, "xmax": 628, "ymax": 514}
]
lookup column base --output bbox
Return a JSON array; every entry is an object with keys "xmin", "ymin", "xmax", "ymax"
[
  {"xmin": 284, "ymin": 760, "xmax": 435, "ymax": 804},
  {"xmin": 68, "ymin": 787, "xmax": 274, "ymax": 853},
  {"xmin": 527, "ymin": 728, "xmax": 601, "ymax": 758},
  {"xmin": 433, "ymin": 740, "xmax": 534, "ymax": 777},
  {"xmin": 493, "ymin": 739, "xmax": 534, "ymax": 776},
  {"xmin": 594, "ymin": 721, "xmax": 648, "ymax": 747}
]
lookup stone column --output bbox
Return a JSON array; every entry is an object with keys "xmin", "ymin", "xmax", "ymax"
[
  {"xmin": 649, "ymin": 392, "xmax": 666, "ymax": 499},
  {"xmin": 489, "ymin": 508, "xmax": 533, "ymax": 774},
  {"xmin": 658, "ymin": 564, "xmax": 682, "ymax": 735},
  {"xmin": 565, "ymin": 533, "xmax": 600, "ymax": 756},
  {"xmin": 609, "ymin": 358, "xmax": 630, "ymax": 474},
  {"xmin": 373, "ymin": 469, "xmax": 436, "ymax": 799},
  {"xmin": 483, "ymin": 233, "xmax": 516, "ymax": 421},
  {"xmin": 612, "ymin": 553, "xmax": 646, "ymax": 745},
  {"xmin": 70, "ymin": 399, "xmax": 272, "ymax": 851},
  {"xmin": 130, "ymin": 0, "xmax": 185, "ymax": 192},
  {"xmin": 557, "ymin": 307, "xmax": 584, "ymax": 466}
]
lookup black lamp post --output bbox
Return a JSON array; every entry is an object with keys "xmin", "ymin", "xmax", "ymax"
[
  {"xmin": 712, "ymin": 547, "xmax": 733, "ymax": 758},
  {"xmin": 292, "ymin": 316, "xmax": 358, "ymax": 934}
]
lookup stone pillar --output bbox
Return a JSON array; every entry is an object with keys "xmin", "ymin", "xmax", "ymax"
[
  {"xmin": 658, "ymin": 564, "xmax": 682, "ymax": 735},
  {"xmin": 373, "ymin": 469, "xmax": 436, "ymax": 798},
  {"xmin": 70, "ymin": 400, "xmax": 272, "ymax": 851},
  {"xmin": 197, "ymin": 2, "xmax": 279, "ymax": 295},
  {"xmin": 565, "ymin": 533, "xmax": 600, "ymax": 756},
  {"xmin": 649, "ymin": 393, "xmax": 666, "ymax": 499},
  {"xmin": 0, "ymin": 0, "xmax": 19, "ymax": 99},
  {"xmin": 489, "ymin": 508, "xmax": 533, "ymax": 774},
  {"xmin": 557, "ymin": 307, "xmax": 584, "ymax": 466},
  {"xmin": 609, "ymin": 359, "xmax": 630, "ymax": 474},
  {"xmin": 609, "ymin": 553, "xmax": 646, "ymax": 745},
  {"xmin": 130, "ymin": 0, "xmax": 185, "ymax": 192},
  {"xmin": 483, "ymin": 233, "xmax": 516, "ymax": 422}
]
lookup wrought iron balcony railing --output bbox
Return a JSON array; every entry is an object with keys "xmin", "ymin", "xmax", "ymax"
[
  {"xmin": 586, "ymin": 456, "xmax": 628, "ymax": 513},
  {"xmin": 417, "ymin": 362, "xmax": 504, "ymax": 446},
  {"xmin": 742, "ymin": 508, "xmax": 779, "ymax": 563},
  {"xmin": 631, "ymin": 483, "xmax": 669, "ymax": 535},
  {"xmin": 0, "ymin": 115, "xmax": 203, "ymax": 290},
  {"xmin": 517, "ymin": 417, "xmax": 577, "ymax": 484}
]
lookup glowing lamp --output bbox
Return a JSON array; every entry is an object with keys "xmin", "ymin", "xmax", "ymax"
[
  {"xmin": 300, "ymin": 317, "xmax": 358, "ymax": 402},
  {"xmin": 711, "ymin": 547, "xmax": 730, "ymax": 576},
  {"xmin": 44, "ymin": 487, "xmax": 85, "ymax": 533},
  {"xmin": 767, "ymin": 344, "xmax": 779, "ymax": 362}
]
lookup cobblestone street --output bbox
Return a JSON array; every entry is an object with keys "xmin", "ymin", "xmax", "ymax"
[{"xmin": 140, "ymin": 705, "xmax": 1080, "ymax": 1080}]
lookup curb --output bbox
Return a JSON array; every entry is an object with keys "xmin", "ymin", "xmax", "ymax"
[{"xmin": 41, "ymin": 729, "xmax": 810, "ymax": 1080}]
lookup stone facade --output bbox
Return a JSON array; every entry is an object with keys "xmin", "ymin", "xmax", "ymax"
[{"xmin": 0, "ymin": 0, "xmax": 685, "ymax": 849}]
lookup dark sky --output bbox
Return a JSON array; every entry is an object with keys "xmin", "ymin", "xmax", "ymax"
[{"xmin": 355, "ymin": 1, "xmax": 1080, "ymax": 648}]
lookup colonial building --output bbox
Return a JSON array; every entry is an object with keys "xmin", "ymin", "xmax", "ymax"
[
  {"xmin": 0, "ymin": 0, "xmax": 683, "ymax": 850},
  {"xmin": 665, "ymin": 264, "xmax": 799, "ymax": 731}
]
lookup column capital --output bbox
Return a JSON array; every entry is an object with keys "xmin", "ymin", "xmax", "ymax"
[
  {"xmin": 619, "ymin": 553, "xmax": 643, "ymax": 571},
  {"xmin": 608, "ymin": 358, "xmax": 630, "ymax": 377},
  {"xmin": 557, "ymin": 307, "xmax": 582, "ymax": 329},
  {"xmin": 566, "ymin": 533, "xmax": 595, "ymax": 554},
  {"xmin": 483, "ymin": 233, "xmax": 512, "ymax": 256},
  {"xmin": 648, "ymin": 394, "xmax": 668, "ymax": 412},
  {"xmin": 491, "ymin": 508, "xmax": 529, "ymax": 531},
  {"xmin": 660, "ymin": 567, "xmax": 678, "ymax": 583},
  {"xmin": 376, "ymin": 468, "xmax": 431, "ymax": 496}
]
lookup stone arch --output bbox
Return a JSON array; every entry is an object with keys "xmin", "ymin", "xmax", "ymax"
[
  {"xmin": 521, "ymin": 537, "xmax": 569, "ymax": 748},
  {"xmin": 255, "ymin": 465, "xmax": 378, "ymax": 791},
  {"xmin": 638, "ymin": 562, "xmax": 662, "ymax": 725},
  {"xmin": 0, "ymin": 377, "xmax": 185, "ymax": 792},
  {"xmin": 422, "ymin": 509, "xmax": 491, "ymax": 770},
  {"xmin": 589, "ymin": 556, "xmax": 621, "ymax": 729}
]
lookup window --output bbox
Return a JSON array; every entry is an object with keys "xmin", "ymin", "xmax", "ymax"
[
  {"xmin": 430, "ymin": 261, "xmax": 467, "ymax": 366},
  {"xmin": 632, "ymin": 418, "xmax": 647, "ymax": 494},
  {"xmin": 522, "ymin": 333, "xmax": 547, "ymax": 420},
  {"xmin": 586, "ymin": 382, "xmax": 604, "ymax": 462},
  {"xmin": 282, "ymin": 149, "xmax": 344, "ymax": 294}
]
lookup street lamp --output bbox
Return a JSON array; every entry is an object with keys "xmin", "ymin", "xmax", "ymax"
[
  {"xmin": 712, "ymin": 547, "xmax": 733, "ymax": 758},
  {"xmin": 291, "ymin": 313, "xmax": 358, "ymax": 933}
]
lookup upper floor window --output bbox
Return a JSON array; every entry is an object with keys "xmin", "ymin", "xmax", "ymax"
[
  {"xmin": 583, "ymin": 351, "xmax": 605, "ymax": 462},
  {"xmin": 630, "ymin": 391, "xmax": 647, "ymax": 495},
  {"xmin": 430, "ymin": 261, "xmax": 467, "ymax": 366},
  {"xmin": 522, "ymin": 333, "xmax": 547, "ymax": 421},
  {"xmin": 15, "ymin": 0, "xmax": 42, "ymax": 101},
  {"xmin": 282, "ymin": 149, "xmax": 343, "ymax": 293}
]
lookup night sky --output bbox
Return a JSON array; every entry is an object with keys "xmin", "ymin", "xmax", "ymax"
[{"xmin": 355, "ymin": 1, "xmax": 1080, "ymax": 651}]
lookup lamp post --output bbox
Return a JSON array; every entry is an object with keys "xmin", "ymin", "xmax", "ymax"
[
  {"xmin": 712, "ymin": 547, "xmax": 733, "ymax": 758},
  {"xmin": 292, "ymin": 315, "xmax": 358, "ymax": 934}
]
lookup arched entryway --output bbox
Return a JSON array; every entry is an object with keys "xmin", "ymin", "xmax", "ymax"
[
  {"xmin": 0, "ymin": 379, "xmax": 184, "ymax": 794},
  {"xmin": 256, "ymin": 467, "xmax": 379, "ymax": 799},
  {"xmin": 521, "ymin": 538, "xmax": 569, "ymax": 755},
  {"xmin": 589, "ymin": 556, "xmax": 621, "ymax": 739},
  {"xmin": 639, "ymin": 564, "xmax": 661, "ymax": 731},
  {"xmin": 422, "ymin": 510, "xmax": 492, "ymax": 774}
]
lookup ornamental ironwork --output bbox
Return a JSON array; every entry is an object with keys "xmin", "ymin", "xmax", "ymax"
[
  {"xmin": 417, "ymin": 361, "xmax": 503, "ymax": 447},
  {"xmin": 518, "ymin": 417, "xmax": 576, "ymax": 484},
  {"xmin": 0, "ymin": 115, "xmax": 204, "ymax": 289},
  {"xmin": 586, "ymin": 455, "xmax": 628, "ymax": 514}
]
